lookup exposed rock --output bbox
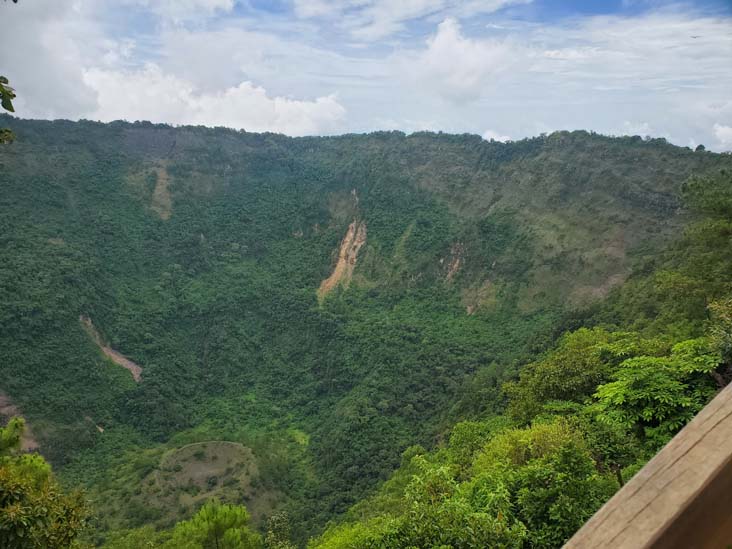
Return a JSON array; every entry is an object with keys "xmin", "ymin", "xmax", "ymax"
[
  {"xmin": 318, "ymin": 220, "xmax": 367, "ymax": 301},
  {"xmin": 445, "ymin": 242, "xmax": 465, "ymax": 282}
]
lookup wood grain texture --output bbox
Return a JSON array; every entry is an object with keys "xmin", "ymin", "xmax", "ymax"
[{"xmin": 564, "ymin": 382, "xmax": 732, "ymax": 549}]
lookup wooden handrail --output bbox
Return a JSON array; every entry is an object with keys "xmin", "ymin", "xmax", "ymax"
[{"xmin": 564, "ymin": 382, "xmax": 732, "ymax": 549}]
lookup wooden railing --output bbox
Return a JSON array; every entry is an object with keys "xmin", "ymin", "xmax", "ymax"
[{"xmin": 564, "ymin": 382, "xmax": 732, "ymax": 548}]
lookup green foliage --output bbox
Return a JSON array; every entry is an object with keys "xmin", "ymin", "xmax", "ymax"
[
  {"xmin": 0, "ymin": 420, "xmax": 87, "ymax": 548},
  {"xmin": 709, "ymin": 298, "xmax": 732, "ymax": 368},
  {"xmin": 312, "ymin": 420, "xmax": 615, "ymax": 549},
  {"xmin": 396, "ymin": 456, "xmax": 526, "ymax": 549},
  {"xmin": 0, "ymin": 76, "xmax": 15, "ymax": 144},
  {"xmin": 447, "ymin": 420, "xmax": 499, "ymax": 474},
  {"xmin": 99, "ymin": 503, "xmax": 261, "ymax": 549},
  {"xmin": 0, "ymin": 418, "xmax": 24, "ymax": 456},
  {"xmin": 0, "ymin": 128, "xmax": 13, "ymax": 145},
  {"xmin": 164, "ymin": 502, "xmax": 261, "ymax": 549},
  {"xmin": 504, "ymin": 328, "xmax": 667, "ymax": 423},
  {"xmin": 264, "ymin": 512, "xmax": 297, "ymax": 549},
  {"xmin": 0, "ymin": 117, "xmax": 731, "ymax": 546},
  {"xmin": 681, "ymin": 169, "xmax": 732, "ymax": 217},
  {"xmin": 100, "ymin": 526, "xmax": 169, "ymax": 549},
  {"xmin": 309, "ymin": 168, "xmax": 732, "ymax": 547},
  {"xmin": 596, "ymin": 169, "xmax": 732, "ymax": 338},
  {"xmin": 593, "ymin": 338, "xmax": 718, "ymax": 444},
  {"xmin": 594, "ymin": 357, "xmax": 693, "ymax": 438},
  {"xmin": 512, "ymin": 441, "xmax": 615, "ymax": 548},
  {"xmin": 0, "ymin": 76, "xmax": 14, "ymax": 113}
]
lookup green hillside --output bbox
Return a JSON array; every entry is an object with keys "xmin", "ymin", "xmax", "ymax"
[
  {"xmin": 1, "ymin": 115, "xmax": 731, "ymax": 547},
  {"xmin": 309, "ymin": 168, "xmax": 732, "ymax": 547}
]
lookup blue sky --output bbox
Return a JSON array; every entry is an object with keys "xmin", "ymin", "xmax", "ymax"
[{"xmin": 1, "ymin": 0, "xmax": 731, "ymax": 149}]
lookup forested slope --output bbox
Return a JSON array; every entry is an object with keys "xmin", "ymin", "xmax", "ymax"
[
  {"xmin": 309, "ymin": 169, "xmax": 732, "ymax": 547},
  {"xmin": 0, "ymin": 115, "xmax": 730, "ymax": 546}
]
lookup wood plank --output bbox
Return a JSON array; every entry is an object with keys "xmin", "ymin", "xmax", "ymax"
[{"xmin": 564, "ymin": 382, "xmax": 732, "ymax": 549}]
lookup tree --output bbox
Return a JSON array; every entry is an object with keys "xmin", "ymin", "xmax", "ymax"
[
  {"xmin": 164, "ymin": 502, "xmax": 262, "ymax": 549},
  {"xmin": 593, "ymin": 342, "xmax": 718, "ymax": 446},
  {"xmin": 0, "ymin": 77, "xmax": 14, "ymax": 113},
  {"xmin": 0, "ymin": 419, "xmax": 87, "ymax": 548},
  {"xmin": 264, "ymin": 512, "xmax": 296, "ymax": 549},
  {"xmin": 681, "ymin": 169, "xmax": 732, "ymax": 218},
  {"xmin": 514, "ymin": 442, "xmax": 616, "ymax": 548},
  {"xmin": 472, "ymin": 420, "xmax": 614, "ymax": 549},
  {"xmin": 398, "ymin": 456, "xmax": 527, "ymax": 548},
  {"xmin": 0, "ymin": 417, "xmax": 23, "ymax": 455},
  {"xmin": 504, "ymin": 328, "xmax": 663, "ymax": 424},
  {"xmin": 101, "ymin": 526, "xmax": 169, "ymax": 548},
  {"xmin": 709, "ymin": 298, "xmax": 732, "ymax": 369},
  {"xmin": 0, "ymin": 75, "xmax": 16, "ymax": 144}
]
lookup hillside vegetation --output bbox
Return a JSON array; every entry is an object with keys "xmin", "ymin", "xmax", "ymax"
[
  {"xmin": 0, "ymin": 115, "xmax": 731, "ymax": 547},
  {"xmin": 311, "ymin": 166, "xmax": 732, "ymax": 545}
]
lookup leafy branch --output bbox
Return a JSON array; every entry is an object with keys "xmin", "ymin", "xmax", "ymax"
[{"xmin": 0, "ymin": 75, "xmax": 16, "ymax": 144}]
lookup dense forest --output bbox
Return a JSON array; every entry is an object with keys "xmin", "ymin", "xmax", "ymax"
[{"xmin": 1, "ymin": 114, "xmax": 731, "ymax": 547}]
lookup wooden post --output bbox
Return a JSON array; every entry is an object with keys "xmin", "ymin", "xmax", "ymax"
[{"xmin": 564, "ymin": 382, "xmax": 732, "ymax": 549}]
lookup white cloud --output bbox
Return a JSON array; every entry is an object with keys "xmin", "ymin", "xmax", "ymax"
[
  {"xmin": 713, "ymin": 123, "xmax": 732, "ymax": 150},
  {"xmin": 0, "ymin": 0, "xmax": 347, "ymax": 134},
  {"xmin": 1, "ymin": 0, "xmax": 730, "ymax": 149},
  {"xmin": 617, "ymin": 121, "xmax": 653, "ymax": 136},
  {"xmin": 482, "ymin": 129, "xmax": 511, "ymax": 142},
  {"xmin": 402, "ymin": 18, "xmax": 519, "ymax": 102},
  {"xmin": 389, "ymin": 11, "xmax": 732, "ymax": 149},
  {"xmin": 0, "ymin": 1, "xmax": 102, "ymax": 119},
  {"xmin": 293, "ymin": 0, "xmax": 531, "ymax": 39},
  {"xmin": 348, "ymin": 0, "xmax": 457, "ymax": 40},
  {"xmin": 83, "ymin": 65, "xmax": 346, "ymax": 135},
  {"xmin": 123, "ymin": 0, "xmax": 234, "ymax": 21},
  {"xmin": 155, "ymin": 25, "xmax": 379, "ymax": 96},
  {"xmin": 543, "ymin": 48, "xmax": 593, "ymax": 60},
  {"xmin": 292, "ymin": 0, "xmax": 364, "ymax": 19}
]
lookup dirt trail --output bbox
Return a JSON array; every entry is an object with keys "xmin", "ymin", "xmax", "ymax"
[
  {"xmin": 0, "ymin": 392, "xmax": 40, "ymax": 452},
  {"xmin": 80, "ymin": 316, "xmax": 143, "ymax": 382},
  {"xmin": 151, "ymin": 164, "xmax": 172, "ymax": 220},
  {"xmin": 318, "ymin": 219, "xmax": 367, "ymax": 301}
]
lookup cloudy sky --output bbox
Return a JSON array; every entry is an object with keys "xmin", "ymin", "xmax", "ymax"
[{"xmin": 1, "ymin": 0, "xmax": 731, "ymax": 149}]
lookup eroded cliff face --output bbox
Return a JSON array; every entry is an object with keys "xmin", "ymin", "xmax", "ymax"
[{"xmin": 318, "ymin": 219, "xmax": 367, "ymax": 301}]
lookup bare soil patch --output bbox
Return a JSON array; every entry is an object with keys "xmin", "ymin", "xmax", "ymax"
[
  {"xmin": 80, "ymin": 316, "xmax": 142, "ymax": 382},
  {"xmin": 443, "ymin": 242, "xmax": 465, "ymax": 282},
  {"xmin": 318, "ymin": 219, "xmax": 367, "ymax": 301}
]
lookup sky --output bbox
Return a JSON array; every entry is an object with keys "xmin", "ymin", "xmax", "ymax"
[{"xmin": 1, "ymin": 0, "xmax": 731, "ymax": 150}]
